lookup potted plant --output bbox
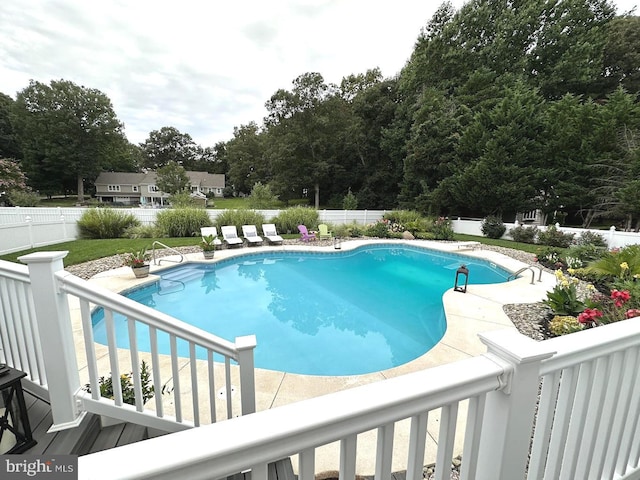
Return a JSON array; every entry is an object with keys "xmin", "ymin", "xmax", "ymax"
[
  {"xmin": 123, "ymin": 247, "xmax": 151, "ymax": 278},
  {"xmin": 201, "ymin": 234, "xmax": 216, "ymax": 260}
]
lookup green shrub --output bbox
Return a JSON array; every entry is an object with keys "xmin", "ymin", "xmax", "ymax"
[
  {"xmin": 429, "ymin": 217, "xmax": 454, "ymax": 240},
  {"xmin": 270, "ymin": 207, "xmax": 319, "ymax": 234},
  {"xmin": 576, "ymin": 230, "xmax": 607, "ymax": 247},
  {"xmin": 332, "ymin": 223, "xmax": 361, "ymax": 238},
  {"xmin": 155, "ymin": 208, "xmax": 212, "ymax": 237},
  {"xmin": 509, "ymin": 225, "xmax": 538, "ymax": 243},
  {"xmin": 537, "ymin": 225, "xmax": 575, "ymax": 248},
  {"xmin": 247, "ymin": 182, "xmax": 280, "ymax": 208},
  {"xmin": 169, "ymin": 192, "xmax": 200, "ymax": 208},
  {"xmin": 543, "ymin": 270, "xmax": 585, "ymax": 316},
  {"xmin": 286, "ymin": 198, "xmax": 311, "ymax": 207},
  {"xmin": 123, "ymin": 224, "xmax": 159, "ymax": 238},
  {"xmin": 549, "ymin": 315, "xmax": 583, "ymax": 336},
  {"xmin": 481, "ymin": 216, "xmax": 506, "ymax": 239},
  {"xmin": 383, "ymin": 210, "xmax": 422, "ymax": 225},
  {"xmin": 343, "ymin": 188, "xmax": 358, "ymax": 210},
  {"xmin": 364, "ymin": 221, "xmax": 391, "ymax": 238},
  {"xmin": 586, "ymin": 244, "xmax": 640, "ymax": 279},
  {"xmin": 8, "ymin": 190, "xmax": 40, "ymax": 206},
  {"xmin": 77, "ymin": 208, "xmax": 140, "ymax": 239},
  {"xmin": 214, "ymin": 209, "xmax": 266, "ymax": 233},
  {"xmin": 564, "ymin": 244, "xmax": 607, "ymax": 267}
]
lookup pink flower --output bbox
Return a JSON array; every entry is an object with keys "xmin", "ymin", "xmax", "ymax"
[
  {"xmin": 611, "ymin": 290, "xmax": 631, "ymax": 308},
  {"xmin": 578, "ymin": 308, "xmax": 603, "ymax": 325},
  {"xmin": 626, "ymin": 309, "xmax": 640, "ymax": 319}
]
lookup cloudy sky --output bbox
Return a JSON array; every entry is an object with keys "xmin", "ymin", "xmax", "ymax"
[{"xmin": 0, "ymin": 1, "xmax": 637, "ymax": 149}]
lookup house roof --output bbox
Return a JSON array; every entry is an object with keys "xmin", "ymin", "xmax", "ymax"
[{"xmin": 95, "ymin": 171, "xmax": 225, "ymax": 188}]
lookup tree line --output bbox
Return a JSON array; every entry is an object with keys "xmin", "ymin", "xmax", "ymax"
[{"xmin": 0, "ymin": 0, "xmax": 638, "ymax": 228}]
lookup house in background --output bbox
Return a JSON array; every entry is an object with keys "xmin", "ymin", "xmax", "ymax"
[{"xmin": 94, "ymin": 171, "xmax": 225, "ymax": 206}]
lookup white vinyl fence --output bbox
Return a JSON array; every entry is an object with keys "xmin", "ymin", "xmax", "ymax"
[
  {"xmin": 0, "ymin": 207, "xmax": 387, "ymax": 255},
  {"xmin": 453, "ymin": 217, "xmax": 640, "ymax": 250},
  {"xmin": 2, "ymin": 208, "xmax": 639, "ymax": 255}
]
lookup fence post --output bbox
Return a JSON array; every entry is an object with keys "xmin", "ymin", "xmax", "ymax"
[
  {"xmin": 235, "ymin": 334, "xmax": 257, "ymax": 415},
  {"xmin": 609, "ymin": 225, "xmax": 616, "ymax": 249},
  {"xmin": 474, "ymin": 329, "xmax": 556, "ymax": 480},
  {"xmin": 18, "ymin": 251, "xmax": 86, "ymax": 431}
]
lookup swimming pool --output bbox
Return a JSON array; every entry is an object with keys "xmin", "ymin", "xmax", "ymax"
[{"xmin": 92, "ymin": 244, "xmax": 511, "ymax": 375}]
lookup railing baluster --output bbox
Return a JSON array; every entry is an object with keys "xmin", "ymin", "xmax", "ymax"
[
  {"xmin": 375, "ymin": 423, "xmax": 394, "ymax": 480},
  {"xmin": 127, "ymin": 317, "xmax": 143, "ymax": 411},
  {"xmin": 23, "ymin": 282, "xmax": 46, "ymax": 384},
  {"xmin": 251, "ymin": 462, "xmax": 268, "ymax": 480},
  {"xmin": 190, "ymin": 342, "xmax": 199, "ymax": 426},
  {"xmin": 340, "ymin": 434, "xmax": 357, "ymax": 480},
  {"xmin": 406, "ymin": 412, "xmax": 428, "ymax": 480},
  {"xmin": 460, "ymin": 394, "xmax": 486, "ymax": 480},
  {"xmin": 80, "ymin": 299, "xmax": 100, "ymax": 400},
  {"xmin": 528, "ymin": 370, "xmax": 561, "ymax": 479},
  {"xmin": 104, "ymin": 309, "xmax": 123, "ymax": 406},
  {"xmin": 170, "ymin": 334, "xmax": 182, "ymax": 423},
  {"xmin": 434, "ymin": 403, "xmax": 458, "ymax": 480},
  {"xmin": 299, "ymin": 449, "xmax": 315, "ymax": 480},
  {"xmin": 149, "ymin": 326, "xmax": 164, "ymax": 417},
  {"xmin": 225, "ymin": 357, "xmax": 232, "ymax": 419},
  {"xmin": 617, "ymin": 347, "xmax": 640, "ymax": 474},
  {"xmin": 544, "ymin": 366, "xmax": 579, "ymax": 479},
  {"xmin": 605, "ymin": 348, "xmax": 637, "ymax": 478},
  {"xmin": 560, "ymin": 359, "xmax": 606, "ymax": 479},
  {"xmin": 590, "ymin": 352, "xmax": 624, "ymax": 479},
  {"xmin": 208, "ymin": 350, "xmax": 216, "ymax": 423}
]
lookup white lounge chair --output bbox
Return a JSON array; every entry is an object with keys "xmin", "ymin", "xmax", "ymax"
[
  {"xmin": 200, "ymin": 226, "xmax": 222, "ymax": 246},
  {"xmin": 261, "ymin": 224, "xmax": 283, "ymax": 245},
  {"xmin": 242, "ymin": 225, "xmax": 264, "ymax": 246},
  {"xmin": 221, "ymin": 226, "xmax": 244, "ymax": 248}
]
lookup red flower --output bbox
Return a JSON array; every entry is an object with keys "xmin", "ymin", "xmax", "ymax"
[
  {"xmin": 626, "ymin": 309, "xmax": 640, "ymax": 319},
  {"xmin": 578, "ymin": 308, "xmax": 603, "ymax": 325},
  {"xmin": 611, "ymin": 290, "xmax": 631, "ymax": 308}
]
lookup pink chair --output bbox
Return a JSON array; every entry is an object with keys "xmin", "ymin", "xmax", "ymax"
[{"xmin": 298, "ymin": 225, "xmax": 316, "ymax": 242}]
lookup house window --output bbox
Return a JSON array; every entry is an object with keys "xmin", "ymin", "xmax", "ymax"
[
  {"xmin": 132, "ymin": 186, "xmax": 139, "ymax": 192},
  {"xmin": 148, "ymin": 185, "xmax": 159, "ymax": 193},
  {"xmin": 107, "ymin": 185, "xmax": 121, "ymax": 192}
]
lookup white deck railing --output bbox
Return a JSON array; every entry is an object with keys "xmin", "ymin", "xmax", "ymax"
[
  {"xmin": 5, "ymin": 251, "xmax": 640, "ymax": 479},
  {"xmin": 77, "ymin": 320, "xmax": 640, "ymax": 480},
  {"xmin": 0, "ymin": 252, "xmax": 256, "ymax": 433}
]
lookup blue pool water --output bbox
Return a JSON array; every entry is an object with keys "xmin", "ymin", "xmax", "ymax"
[{"xmin": 92, "ymin": 244, "xmax": 510, "ymax": 376}]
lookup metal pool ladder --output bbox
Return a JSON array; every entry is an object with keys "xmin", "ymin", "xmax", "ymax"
[
  {"xmin": 152, "ymin": 241, "xmax": 184, "ymax": 265},
  {"xmin": 507, "ymin": 265, "xmax": 543, "ymax": 284}
]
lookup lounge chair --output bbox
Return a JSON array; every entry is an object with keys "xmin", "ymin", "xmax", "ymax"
[
  {"xmin": 241, "ymin": 225, "xmax": 264, "ymax": 246},
  {"xmin": 298, "ymin": 225, "xmax": 316, "ymax": 242},
  {"xmin": 221, "ymin": 226, "xmax": 244, "ymax": 248},
  {"xmin": 262, "ymin": 224, "xmax": 283, "ymax": 245},
  {"xmin": 318, "ymin": 224, "xmax": 333, "ymax": 240},
  {"xmin": 200, "ymin": 226, "xmax": 222, "ymax": 246}
]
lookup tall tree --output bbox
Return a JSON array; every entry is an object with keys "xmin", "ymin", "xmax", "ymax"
[
  {"xmin": 156, "ymin": 161, "xmax": 190, "ymax": 194},
  {"xmin": 140, "ymin": 126, "xmax": 197, "ymax": 169},
  {"xmin": 265, "ymin": 73, "xmax": 351, "ymax": 208},
  {"xmin": 0, "ymin": 93, "xmax": 21, "ymax": 160},
  {"xmin": 13, "ymin": 79, "xmax": 125, "ymax": 201},
  {"xmin": 225, "ymin": 122, "xmax": 269, "ymax": 196}
]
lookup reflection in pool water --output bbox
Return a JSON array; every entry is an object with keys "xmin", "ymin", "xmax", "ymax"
[{"xmin": 92, "ymin": 244, "xmax": 510, "ymax": 375}]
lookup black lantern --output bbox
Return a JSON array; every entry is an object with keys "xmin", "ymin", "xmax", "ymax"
[
  {"xmin": 334, "ymin": 236, "xmax": 342, "ymax": 250},
  {"xmin": 454, "ymin": 264, "xmax": 469, "ymax": 293},
  {"xmin": 0, "ymin": 365, "xmax": 36, "ymax": 454}
]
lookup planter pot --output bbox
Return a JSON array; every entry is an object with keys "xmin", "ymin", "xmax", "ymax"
[
  {"xmin": 132, "ymin": 265, "xmax": 150, "ymax": 278},
  {"xmin": 203, "ymin": 250, "xmax": 215, "ymax": 260}
]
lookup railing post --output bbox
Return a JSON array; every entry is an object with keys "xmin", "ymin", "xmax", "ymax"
[
  {"xmin": 474, "ymin": 329, "xmax": 556, "ymax": 480},
  {"xmin": 19, "ymin": 251, "xmax": 86, "ymax": 431},
  {"xmin": 235, "ymin": 335, "xmax": 256, "ymax": 415}
]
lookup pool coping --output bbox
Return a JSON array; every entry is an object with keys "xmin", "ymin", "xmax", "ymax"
[{"xmin": 78, "ymin": 239, "xmax": 557, "ymax": 474}]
